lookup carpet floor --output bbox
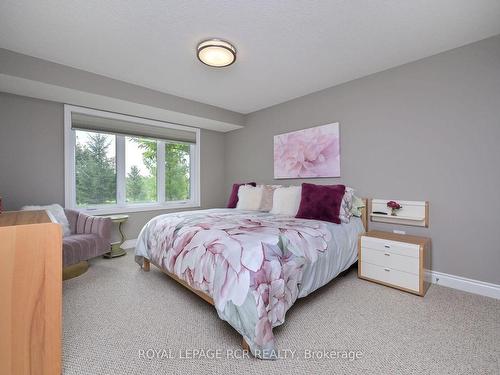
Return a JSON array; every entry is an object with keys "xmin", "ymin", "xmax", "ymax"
[{"xmin": 63, "ymin": 250, "xmax": 500, "ymax": 375}]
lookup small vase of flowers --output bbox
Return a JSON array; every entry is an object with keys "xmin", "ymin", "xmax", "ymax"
[{"xmin": 387, "ymin": 201, "xmax": 402, "ymax": 216}]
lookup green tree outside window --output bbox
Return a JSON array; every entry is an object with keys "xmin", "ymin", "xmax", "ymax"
[{"xmin": 75, "ymin": 132, "xmax": 116, "ymax": 206}]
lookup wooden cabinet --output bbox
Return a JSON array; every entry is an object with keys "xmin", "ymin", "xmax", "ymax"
[
  {"xmin": 0, "ymin": 211, "xmax": 62, "ymax": 375},
  {"xmin": 358, "ymin": 230, "xmax": 431, "ymax": 296}
]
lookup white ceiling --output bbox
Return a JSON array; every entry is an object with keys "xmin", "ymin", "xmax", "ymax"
[{"xmin": 1, "ymin": 1, "xmax": 500, "ymax": 114}]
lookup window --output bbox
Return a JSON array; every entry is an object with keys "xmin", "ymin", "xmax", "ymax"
[
  {"xmin": 165, "ymin": 142, "xmax": 191, "ymax": 201},
  {"xmin": 75, "ymin": 130, "xmax": 117, "ymax": 206},
  {"xmin": 65, "ymin": 105, "xmax": 200, "ymax": 214},
  {"xmin": 125, "ymin": 136, "xmax": 157, "ymax": 204}
]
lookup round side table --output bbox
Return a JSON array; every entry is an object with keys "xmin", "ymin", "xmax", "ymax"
[{"xmin": 102, "ymin": 214, "xmax": 129, "ymax": 258}]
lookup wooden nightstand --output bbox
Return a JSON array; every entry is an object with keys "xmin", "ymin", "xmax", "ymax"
[{"xmin": 358, "ymin": 230, "xmax": 431, "ymax": 296}]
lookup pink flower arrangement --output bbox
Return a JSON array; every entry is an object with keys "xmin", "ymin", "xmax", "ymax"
[{"xmin": 387, "ymin": 201, "xmax": 402, "ymax": 216}]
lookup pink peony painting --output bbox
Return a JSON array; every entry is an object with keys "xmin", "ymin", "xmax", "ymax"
[{"xmin": 274, "ymin": 123, "xmax": 340, "ymax": 178}]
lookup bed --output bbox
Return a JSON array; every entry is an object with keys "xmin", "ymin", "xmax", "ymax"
[{"xmin": 135, "ymin": 203, "xmax": 367, "ymax": 359}]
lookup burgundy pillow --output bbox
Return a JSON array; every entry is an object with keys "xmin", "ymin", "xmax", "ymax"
[
  {"xmin": 296, "ymin": 183, "xmax": 346, "ymax": 224},
  {"xmin": 227, "ymin": 182, "xmax": 257, "ymax": 208}
]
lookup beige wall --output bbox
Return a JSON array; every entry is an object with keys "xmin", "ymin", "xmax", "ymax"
[
  {"xmin": 225, "ymin": 35, "xmax": 500, "ymax": 284},
  {"xmin": 0, "ymin": 92, "xmax": 227, "ymax": 240}
]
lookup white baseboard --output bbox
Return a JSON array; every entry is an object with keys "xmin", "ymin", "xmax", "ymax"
[
  {"xmin": 120, "ymin": 238, "xmax": 137, "ymax": 250},
  {"xmin": 426, "ymin": 270, "xmax": 500, "ymax": 300}
]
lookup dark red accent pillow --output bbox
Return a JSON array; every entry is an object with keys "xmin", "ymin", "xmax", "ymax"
[
  {"xmin": 296, "ymin": 183, "xmax": 346, "ymax": 224},
  {"xmin": 227, "ymin": 182, "xmax": 257, "ymax": 208}
]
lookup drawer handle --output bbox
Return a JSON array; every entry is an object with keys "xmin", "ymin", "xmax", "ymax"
[
  {"xmin": 384, "ymin": 268, "xmax": 390, "ymax": 272},
  {"xmin": 384, "ymin": 253, "xmax": 390, "ymax": 256},
  {"xmin": 384, "ymin": 245, "xmax": 390, "ymax": 249}
]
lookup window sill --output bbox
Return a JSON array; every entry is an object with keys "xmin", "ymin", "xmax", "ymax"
[{"xmin": 73, "ymin": 202, "xmax": 201, "ymax": 216}]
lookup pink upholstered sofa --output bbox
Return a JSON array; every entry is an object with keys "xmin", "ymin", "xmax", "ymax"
[{"xmin": 63, "ymin": 209, "xmax": 112, "ymax": 268}]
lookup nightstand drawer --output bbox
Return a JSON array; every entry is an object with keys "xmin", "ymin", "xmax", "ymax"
[
  {"xmin": 361, "ymin": 247, "xmax": 419, "ymax": 275},
  {"xmin": 360, "ymin": 261, "xmax": 419, "ymax": 292},
  {"xmin": 361, "ymin": 236, "xmax": 419, "ymax": 258}
]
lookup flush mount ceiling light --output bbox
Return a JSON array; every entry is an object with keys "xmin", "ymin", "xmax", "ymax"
[{"xmin": 197, "ymin": 39, "xmax": 236, "ymax": 68}]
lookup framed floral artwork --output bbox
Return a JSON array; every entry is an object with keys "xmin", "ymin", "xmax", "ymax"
[{"xmin": 274, "ymin": 122, "xmax": 340, "ymax": 178}]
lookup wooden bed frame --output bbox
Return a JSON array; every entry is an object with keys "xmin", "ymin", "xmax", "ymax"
[{"xmin": 142, "ymin": 199, "xmax": 368, "ymax": 351}]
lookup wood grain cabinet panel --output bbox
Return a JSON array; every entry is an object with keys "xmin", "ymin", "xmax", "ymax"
[{"xmin": 0, "ymin": 211, "xmax": 62, "ymax": 375}]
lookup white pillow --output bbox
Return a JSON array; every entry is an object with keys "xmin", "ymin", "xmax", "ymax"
[
  {"xmin": 22, "ymin": 204, "xmax": 71, "ymax": 236},
  {"xmin": 270, "ymin": 186, "xmax": 302, "ymax": 216},
  {"xmin": 236, "ymin": 185, "xmax": 264, "ymax": 210}
]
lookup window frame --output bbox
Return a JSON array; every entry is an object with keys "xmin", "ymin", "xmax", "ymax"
[{"xmin": 64, "ymin": 105, "xmax": 200, "ymax": 215}]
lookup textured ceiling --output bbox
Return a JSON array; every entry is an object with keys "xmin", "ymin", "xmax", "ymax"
[{"xmin": 1, "ymin": 1, "xmax": 500, "ymax": 114}]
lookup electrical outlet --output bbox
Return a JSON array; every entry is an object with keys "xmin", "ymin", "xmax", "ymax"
[{"xmin": 393, "ymin": 230, "xmax": 406, "ymax": 235}]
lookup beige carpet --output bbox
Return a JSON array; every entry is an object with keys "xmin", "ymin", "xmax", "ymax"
[{"xmin": 63, "ymin": 250, "xmax": 500, "ymax": 375}]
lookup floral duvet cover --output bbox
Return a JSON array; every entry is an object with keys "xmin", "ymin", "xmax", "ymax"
[{"xmin": 135, "ymin": 209, "xmax": 363, "ymax": 359}]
